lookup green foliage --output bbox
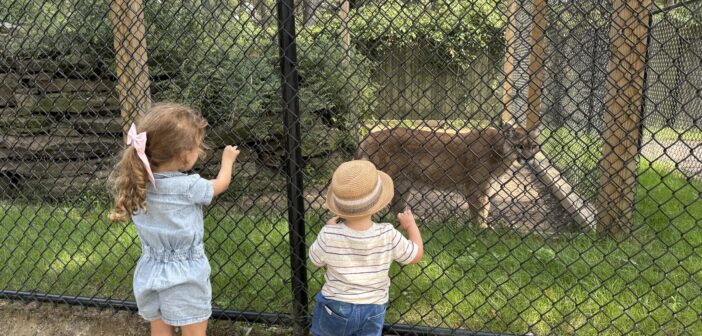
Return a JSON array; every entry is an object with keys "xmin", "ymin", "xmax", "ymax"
[
  {"xmin": 296, "ymin": 33, "xmax": 378, "ymax": 130},
  {"xmin": 549, "ymin": 1, "xmax": 610, "ymax": 31},
  {"xmin": 348, "ymin": 0, "xmax": 505, "ymax": 69},
  {"xmin": 1, "ymin": 1, "xmax": 113, "ymax": 74},
  {"xmin": 153, "ymin": 9, "xmax": 280, "ymax": 134},
  {"xmin": 1, "ymin": 0, "xmax": 376, "ymax": 146},
  {"xmin": 655, "ymin": 0, "xmax": 702, "ymax": 27},
  {"xmin": 152, "ymin": 10, "xmax": 376, "ymax": 146}
]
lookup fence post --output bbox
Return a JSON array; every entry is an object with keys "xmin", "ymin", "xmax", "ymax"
[
  {"xmin": 501, "ymin": 0, "xmax": 517, "ymax": 125},
  {"xmin": 525, "ymin": 0, "xmax": 546, "ymax": 130},
  {"xmin": 587, "ymin": 26, "xmax": 598, "ymax": 133},
  {"xmin": 597, "ymin": 0, "xmax": 651, "ymax": 237},
  {"xmin": 339, "ymin": 0, "xmax": 351, "ymax": 56},
  {"xmin": 277, "ymin": 0, "xmax": 309, "ymax": 335},
  {"xmin": 502, "ymin": 0, "xmax": 545, "ymax": 129},
  {"xmin": 110, "ymin": 0, "xmax": 151, "ymax": 133}
]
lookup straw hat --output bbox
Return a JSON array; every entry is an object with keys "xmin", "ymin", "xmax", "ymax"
[{"xmin": 325, "ymin": 160, "xmax": 394, "ymax": 218}]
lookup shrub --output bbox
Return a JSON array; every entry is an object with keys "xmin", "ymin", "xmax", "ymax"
[
  {"xmin": 348, "ymin": 0, "xmax": 505, "ymax": 69},
  {"xmin": 2, "ymin": 1, "xmax": 377, "ymax": 155}
]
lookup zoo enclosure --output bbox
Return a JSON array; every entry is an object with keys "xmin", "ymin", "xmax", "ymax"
[{"xmin": 1, "ymin": 0, "xmax": 701, "ymax": 335}]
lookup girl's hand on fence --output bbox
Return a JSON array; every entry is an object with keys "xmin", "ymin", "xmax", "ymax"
[
  {"xmin": 326, "ymin": 216, "xmax": 340, "ymax": 225},
  {"xmin": 222, "ymin": 145, "xmax": 240, "ymax": 165},
  {"xmin": 212, "ymin": 146, "xmax": 239, "ymax": 196},
  {"xmin": 397, "ymin": 208, "xmax": 417, "ymax": 231}
]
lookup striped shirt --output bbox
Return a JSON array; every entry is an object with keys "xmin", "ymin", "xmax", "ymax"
[{"xmin": 308, "ymin": 222, "xmax": 418, "ymax": 304}]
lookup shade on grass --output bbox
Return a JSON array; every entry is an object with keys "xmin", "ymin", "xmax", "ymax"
[{"xmin": 1, "ymin": 162, "xmax": 700, "ymax": 335}]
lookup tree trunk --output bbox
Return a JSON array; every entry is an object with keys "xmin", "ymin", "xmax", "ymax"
[
  {"xmin": 339, "ymin": 0, "xmax": 351, "ymax": 57},
  {"xmin": 525, "ymin": 0, "xmax": 547, "ymax": 130},
  {"xmin": 501, "ymin": 0, "xmax": 517, "ymax": 125},
  {"xmin": 110, "ymin": 0, "xmax": 151, "ymax": 135}
]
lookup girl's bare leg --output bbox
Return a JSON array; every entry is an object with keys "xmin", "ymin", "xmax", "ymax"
[
  {"xmin": 150, "ymin": 320, "xmax": 173, "ymax": 336},
  {"xmin": 181, "ymin": 320, "xmax": 208, "ymax": 336}
]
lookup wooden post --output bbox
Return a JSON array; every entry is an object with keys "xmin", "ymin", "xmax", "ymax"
[
  {"xmin": 524, "ymin": 0, "xmax": 546, "ymax": 130},
  {"xmin": 110, "ymin": 0, "xmax": 151, "ymax": 134},
  {"xmin": 501, "ymin": 0, "xmax": 517, "ymax": 125},
  {"xmin": 339, "ymin": 0, "xmax": 351, "ymax": 57},
  {"xmin": 502, "ymin": 0, "xmax": 545, "ymax": 129},
  {"xmin": 597, "ymin": 0, "xmax": 651, "ymax": 237}
]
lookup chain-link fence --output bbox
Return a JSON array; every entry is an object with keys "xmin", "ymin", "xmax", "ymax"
[
  {"xmin": 539, "ymin": 0, "xmax": 610, "ymax": 201},
  {"xmin": 1, "ymin": 0, "xmax": 700, "ymax": 335},
  {"xmin": 642, "ymin": 1, "xmax": 702, "ymax": 179}
]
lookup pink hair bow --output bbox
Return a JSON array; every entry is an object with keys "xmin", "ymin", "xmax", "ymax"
[{"xmin": 127, "ymin": 123, "xmax": 156, "ymax": 185}]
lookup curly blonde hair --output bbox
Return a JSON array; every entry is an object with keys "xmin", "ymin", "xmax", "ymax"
[{"xmin": 108, "ymin": 103, "xmax": 208, "ymax": 223}]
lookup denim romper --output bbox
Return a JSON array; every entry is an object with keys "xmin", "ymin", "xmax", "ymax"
[{"xmin": 132, "ymin": 172, "xmax": 214, "ymax": 326}]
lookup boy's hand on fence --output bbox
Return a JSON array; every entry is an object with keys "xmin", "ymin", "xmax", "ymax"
[
  {"xmin": 397, "ymin": 208, "xmax": 417, "ymax": 231},
  {"xmin": 222, "ymin": 145, "xmax": 240, "ymax": 165},
  {"xmin": 326, "ymin": 216, "xmax": 340, "ymax": 225},
  {"xmin": 398, "ymin": 207, "xmax": 423, "ymax": 264}
]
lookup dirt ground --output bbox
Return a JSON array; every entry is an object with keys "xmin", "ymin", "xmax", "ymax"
[
  {"xmin": 236, "ymin": 162, "xmax": 575, "ymax": 233},
  {"xmin": 239, "ymin": 139, "xmax": 702, "ymax": 234},
  {"xmin": 490, "ymin": 163, "xmax": 574, "ymax": 232},
  {"xmin": 393, "ymin": 163, "xmax": 575, "ymax": 233},
  {"xmin": 0, "ymin": 300, "xmax": 290, "ymax": 336}
]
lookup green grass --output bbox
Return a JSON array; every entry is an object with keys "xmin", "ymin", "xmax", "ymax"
[
  {"xmin": 1, "ymin": 164, "xmax": 700, "ymax": 335},
  {"xmin": 645, "ymin": 127, "xmax": 702, "ymax": 142},
  {"xmin": 541, "ymin": 128, "xmax": 602, "ymax": 199},
  {"xmin": 540, "ymin": 126, "xmax": 701, "ymax": 199}
]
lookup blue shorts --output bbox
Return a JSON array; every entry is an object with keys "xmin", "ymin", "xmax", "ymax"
[
  {"xmin": 311, "ymin": 293, "xmax": 387, "ymax": 336},
  {"xmin": 133, "ymin": 244, "xmax": 212, "ymax": 326}
]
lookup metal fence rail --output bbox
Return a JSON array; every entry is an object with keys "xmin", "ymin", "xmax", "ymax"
[{"xmin": 1, "ymin": 0, "xmax": 700, "ymax": 335}]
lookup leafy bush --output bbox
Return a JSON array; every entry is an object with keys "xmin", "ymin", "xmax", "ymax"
[
  {"xmin": 1, "ymin": 1, "xmax": 114, "ymax": 75},
  {"xmin": 1, "ymin": 1, "xmax": 376, "ymax": 152},
  {"xmin": 348, "ymin": 0, "xmax": 505, "ymax": 69}
]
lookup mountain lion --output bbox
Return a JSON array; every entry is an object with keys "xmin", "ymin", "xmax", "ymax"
[{"xmin": 355, "ymin": 124, "xmax": 539, "ymax": 228}]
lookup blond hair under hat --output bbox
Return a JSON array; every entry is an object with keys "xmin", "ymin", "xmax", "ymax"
[{"xmin": 325, "ymin": 160, "xmax": 394, "ymax": 218}]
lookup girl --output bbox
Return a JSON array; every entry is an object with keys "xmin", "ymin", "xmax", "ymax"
[
  {"xmin": 108, "ymin": 103, "xmax": 240, "ymax": 336},
  {"xmin": 309, "ymin": 160, "xmax": 423, "ymax": 336}
]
